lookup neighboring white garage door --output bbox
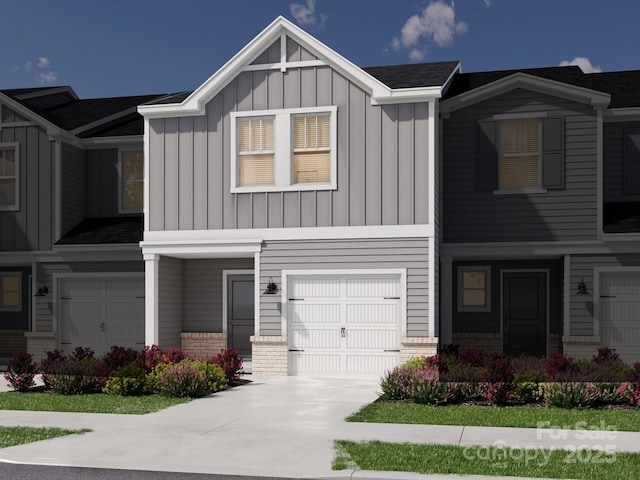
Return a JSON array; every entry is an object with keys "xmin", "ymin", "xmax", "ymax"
[
  {"xmin": 59, "ymin": 277, "xmax": 145, "ymax": 356},
  {"xmin": 600, "ymin": 271, "xmax": 640, "ymax": 365},
  {"xmin": 288, "ymin": 275, "xmax": 402, "ymax": 375}
]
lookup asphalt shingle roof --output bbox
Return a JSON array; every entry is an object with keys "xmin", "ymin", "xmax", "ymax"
[
  {"xmin": 55, "ymin": 217, "xmax": 143, "ymax": 245},
  {"xmin": 364, "ymin": 61, "xmax": 460, "ymax": 88}
]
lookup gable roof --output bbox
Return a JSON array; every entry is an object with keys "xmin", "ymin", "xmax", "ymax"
[
  {"xmin": 443, "ymin": 65, "xmax": 640, "ymax": 112},
  {"xmin": 363, "ymin": 61, "xmax": 460, "ymax": 89},
  {"xmin": 139, "ymin": 17, "xmax": 459, "ymax": 118}
]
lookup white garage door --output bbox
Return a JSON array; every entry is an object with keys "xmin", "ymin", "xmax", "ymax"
[
  {"xmin": 59, "ymin": 277, "xmax": 145, "ymax": 356},
  {"xmin": 600, "ymin": 272, "xmax": 640, "ymax": 365},
  {"xmin": 288, "ymin": 275, "xmax": 401, "ymax": 375}
]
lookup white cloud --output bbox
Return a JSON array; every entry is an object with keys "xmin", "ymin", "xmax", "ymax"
[
  {"xmin": 559, "ymin": 56, "xmax": 602, "ymax": 73},
  {"xmin": 39, "ymin": 71, "xmax": 57, "ymax": 84},
  {"xmin": 37, "ymin": 57, "xmax": 50, "ymax": 69},
  {"xmin": 24, "ymin": 61, "xmax": 33, "ymax": 73},
  {"xmin": 392, "ymin": 1, "xmax": 467, "ymax": 62},
  {"xmin": 483, "ymin": 0, "xmax": 491, "ymax": 6},
  {"xmin": 290, "ymin": 0, "xmax": 327, "ymax": 28}
]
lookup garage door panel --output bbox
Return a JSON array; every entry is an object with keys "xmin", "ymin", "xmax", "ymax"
[
  {"xmin": 600, "ymin": 272, "xmax": 640, "ymax": 365},
  {"xmin": 104, "ymin": 279, "xmax": 145, "ymax": 298},
  {"xmin": 291, "ymin": 328, "xmax": 340, "ymax": 349},
  {"xmin": 290, "ymin": 303, "xmax": 340, "ymax": 324},
  {"xmin": 290, "ymin": 353, "xmax": 340, "ymax": 374},
  {"xmin": 602, "ymin": 273, "xmax": 640, "ymax": 295},
  {"xmin": 346, "ymin": 329, "xmax": 398, "ymax": 350},
  {"xmin": 61, "ymin": 279, "xmax": 102, "ymax": 298},
  {"xmin": 61, "ymin": 302, "xmax": 102, "ymax": 320},
  {"xmin": 601, "ymin": 300, "xmax": 640, "ymax": 321},
  {"xmin": 346, "ymin": 304, "xmax": 398, "ymax": 324},
  {"xmin": 346, "ymin": 355, "xmax": 399, "ymax": 375},
  {"xmin": 346, "ymin": 277, "xmax": 399, "ymax": 298},
  {"xmin": 106, "ymin": 301, "xmax": 144, "ymax": 320},
  {"xmin": 290, "ymin": 278, "xmax": 340, "ymax": 298}
]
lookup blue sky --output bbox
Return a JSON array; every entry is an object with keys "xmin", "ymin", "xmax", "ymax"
[{"xmin": 2, "ymin": 0, "xmax": 639, "ymax": 99}]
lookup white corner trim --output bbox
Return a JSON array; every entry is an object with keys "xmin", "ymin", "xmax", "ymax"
[
  {"xmin": 427, "ymin": 102, "xmax": 436, "ymax": 226},
  {"xmin": 596, "ymin": 108, "xmax": 604, "ymax": 240},
  {"xmin": 142, "ymin": 224, "xmax": 434, "ymax": 243},
  {"xmin": 143, "ymin": 118, "xmax": 150, "ymax": 231},
  {"xmin": 254, "ymin": 252, "xmax": 261, "ymax": 337},
  {"xmin": 428, "ymin": 236, "xmax": 436, "ymax": 338},
  {"xmin": 144, "ymin": 255, "xmax": 159, "ymax": 346},
  {"xmin": 563, "ymin": 254, "xmax": 571, "ymax": 338},
  {"xmin": 53, "ymin": 141, "xmax": 62, "ymax": 242}
]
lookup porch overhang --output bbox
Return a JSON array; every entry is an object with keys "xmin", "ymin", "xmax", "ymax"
[{"xmin": 140, "ymin": 239, "xmax": 262, "ymax": 259}]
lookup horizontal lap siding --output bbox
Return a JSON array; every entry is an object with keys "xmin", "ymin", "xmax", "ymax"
[
  {"xmin": 570, "ymin": 254, "xmax": 640, "ymax": 336},
  {"xmin": 158, "ymin": 257, "xmax": 182, "ymax": 349},
  {"xmin": 443, "ymin": 89, "xmax": 597, "ymax": 243},
  {"xmin": 259, "ymin": 238, "xmax": 429, "ymax": 337},
  {"xmin": 34, "ymin": 261, "xmax": 144, "ymax": 333},
  {"xmin": 61, "ymin": 143, "xmax": 86, "ymax": 235},
  {"xmin": 604, "ymin": 121, "xmax": 640, "ymax": 202},
  {"xmin": 148, "ymin": 43, "xmax": 430, "ymax": 232},
  {"xmin": 182, "ymin": 258, "xmax": 253, "ymax": 332},
  {"xmin": 0, "ymin": 124, "xmax": 54, "ymax": 251}
]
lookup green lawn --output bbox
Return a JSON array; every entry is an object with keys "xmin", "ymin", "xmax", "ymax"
[
  {"xmin": 334, "ymin": 440, "xmax": 640, "ymax": 480},
  {"xmin": 347, "ymin": 402, "xmax": 640, "ymax": 432},
  {"xmin": 0, "ymin": 392, "xmax": 190, "ymax": 415},
  {"xmin": 0, "ymin": 426, "xmax": 90, "ymax": 448}
]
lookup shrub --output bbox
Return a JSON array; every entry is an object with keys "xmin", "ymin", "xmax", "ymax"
[
  {"xmin": 165, "ymin": 347, "xmax": 188, "ymax": 364},
  {"xmin": 512, "ymin": 382, "xmax": 544, "ymax": 404},
  {"xmin": 153, "ymin": 361, "xmax": 209, "ymax": 398},
  {"xmin": 543, "ymin": 382, "xmax": 623, "ymax": 408},
  {"xmin": 483, "ymin": 353, "xmax": 514, "ymax": 383},
  {"xmin": 39, "ymin": 349, "xmax": 106, "ymax": 395},
  {"xmin": 546, "ymin": 352, "xmax": 578, "ymax": 381},
  {"xmin": 409, "ymin": 372, "xmax": 459, "ymax": 405},
  {"xmin": 101, "ymin": 346, "xmax": 143, "ymax": 375},
  {"xmin": 103, "ymin": 363, "xmax": 147, "ymax": 396},
  {"xmin": 4, "ymin": 352, "xmax": 37, "ymax": 392},
  {"xmin": 457, "ymin": 348, "xmax": 488, "ymax": 367},
  {"xmin": 627, "ymin": 363, "xmax": 640, "ymax": 383},
  {"xmin": 479, "ymin": 382, "xmax": 514, "ymax": 406},
  {"xmin": 620, "ymin": 382, "xmax": 640, "ymax": 406},
  {"xmin": 401, "ymin": 356, "xmax": 427, "ymax": 371},
  {"xmin": 210, "ymin": 348, "xmax": 243, "ymax": 382},
  {"xmin": 380, "ymin": 366, "xmax": 418, "ymax": 401},
  {"xmin": 191, "ymin": 360, "xmax": 228, "ymax": 393}
]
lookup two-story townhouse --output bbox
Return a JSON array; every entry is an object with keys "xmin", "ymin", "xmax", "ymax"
[
  {"xmin": 439, "ymin": 66, "xmax": 640, "ymax": 365},
  {"xmin": 0, "ymin": 86, "xmax": 165, "ymax": 362},
  {"xmin": 138, "ymin": 16, "xmax": 457, "ymax": 375}
]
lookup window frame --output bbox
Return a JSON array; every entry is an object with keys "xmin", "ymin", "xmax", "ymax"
[
  {"xmin": 230, "ymin": 106, "xmax": 337, "ymax": 193},
  {"xmin": 457, "ymin": 266, "xmax": 491, "ymax": 313},
  {"xmin": 0, "ymin": 272, "xmax": 22, "ymax": 312},
  {"xmin": 118, "ymin": 149, "xmax": 144, "ymax": 214},
  {"xmin": 496, "ymin": 117, "xmax": 543, "ymax": 193},
  {"xmin": 0, "ymin": 142, "xmax": 20, "ymax": 212}
]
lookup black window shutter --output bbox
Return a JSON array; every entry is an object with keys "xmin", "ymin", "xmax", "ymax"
[
  {"xmin": 542, "ymin": 117, "xmax": 565, "ymax": 189},
  {"xmin": 624, "ymin": 126, "xmax": 640, "ymax": 194},
  {"xmin": 477, "ymin": 121, "xmax": 498, "ymax": 191}
]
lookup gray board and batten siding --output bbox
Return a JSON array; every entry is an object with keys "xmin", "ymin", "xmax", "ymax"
[
  {"xmin": 0, "ymin": 120, "xmax": 55, "ymax": 252},
  {"xmin": 147, "ymin": 39, "xmax": 431, "ymax": 232},
  {"xmin": 258, "ymin": 238, "xmax": 429, "ymax": 337},
  {"xmin": 442, "ymin": 89, "xmax": 598, "ymax": 243}
]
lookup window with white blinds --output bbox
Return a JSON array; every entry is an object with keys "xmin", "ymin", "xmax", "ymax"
[
  {"xmin": 231, "ymin": 106, "xmax": 336, "ymax": 192},
  {"xmin": 499, "ymin": 119, "xmax": 540, "ymax": 189},
  {"xmin": 293, "ymin": 114, "xmax": 330, "ymax": 184},
  {"xmin": 238, "ymin": 117, "xmax": 275, "ymax": 186},
  {"xmin": 120, "ymin": 151, "xmax": 144, "ymax": 212},
  {"xmin": 0, "ymin": 144, "xmax": 18, "ymax": 211}
]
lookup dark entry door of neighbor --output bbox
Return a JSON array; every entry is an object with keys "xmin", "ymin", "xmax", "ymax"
[
  {"xmin": 503, "ymin": 271, "xmax": 546, "ymax": 357},
  {"xmin": 227, "ymin": 274, "xmax": 254, "ymax": 358}
]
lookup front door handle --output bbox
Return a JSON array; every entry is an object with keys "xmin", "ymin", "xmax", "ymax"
[
  {"xmin": 340, "ymin": 327, "xmax": 346, "ymax": 338},
  {"xmin": 100, "ymin": 322, "xmax": 106, "ymax": 332}
]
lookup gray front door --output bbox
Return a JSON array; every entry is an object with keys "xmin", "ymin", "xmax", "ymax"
[
  {"xmin": 227, "ymin": 274, "xmax": 254, "ymax": 358},
  {"xmin": 503, "ymin": 272, "xmax": 546, "ymax": 357}
]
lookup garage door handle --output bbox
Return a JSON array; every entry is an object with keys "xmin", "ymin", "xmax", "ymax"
[
  {"xmin": 600, "ymin": 295, "xmax": 616, "ymax": 298},
  {"xmin": 61, "ymin": 342, "xmax": 72, "ymax": 345},
  {"xmin": 289, "ymin": 349, "xmax": 304, "ymax": 352},
  {"xmin": 289, "ymin": 298, "xmax": 304, "ymax": 301},
  {"xmin": 384, "ymin": 349, "xmax": 400, "ymax": 352},
  {"xmin": 135, "ymin": 296, "xmax": 145, "ymax": 299},
  {"xmin": 384, "ymin": 297, "xmax": 400, "ymax": 300}
]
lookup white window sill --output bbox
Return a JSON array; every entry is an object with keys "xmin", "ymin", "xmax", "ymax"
[
  {"xmin": 492, "ymin": 188, "xmax": 548, "ymax": 195},
  {"xmin": 231, "ymin": 183, "xmax": 337, "ymax": 194}
]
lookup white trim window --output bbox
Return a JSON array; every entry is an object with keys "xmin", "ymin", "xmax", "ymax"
[
  {"xmin": 119, "ymin": 150, "xmax": 144, "ymax": 213},
  {"xmin": 498, "ymin": 119, "xmax": 541, "ymax": 190},
  {"xmin": 457, "ymin": 266, "xmax": 491, "ymax": 312},
  {"xmin": 231, "ymin": 106, "xmax": 337, "ymax": 192},
  {"xmin": 0, "ymin": 143, "xmax": 19, "ymax": 211},
  {"xmin": 0, "ymin": 272, "xmax": 21, "ymax": 311}
]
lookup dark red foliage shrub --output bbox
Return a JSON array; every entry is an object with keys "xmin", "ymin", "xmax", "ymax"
[
  {"xmin": 457, "ymin": 348, "xmax": 488, "ymax": 367},
  {"xmin": 479, "ymin": 382, "xmax": 514, "ymax": 406},
  {"xmin": 101, "ymin": 346, "xmax": 143, "ymax": 375},
  {"xmin": 627, "ymin": 363, "xmax": 640, "ymax": 382},
  {"xmin": 210, "ymin": 348, "xmax": 243, "ymax": 382},
  {"xmin": 39, "ymin": 349, "xmax": 106, "ymax": 394},
  {"xmin": 165, "ymin": 347, "xmax": 188, "ymax": 364},
  {"xmin": 483, "ymin": 353, "xmax": 514, "ymax": 383},
  {"xmin": 546, "ymin": 352, "xmax": 578, "ymax": 381},
  {"xmin": 144, "ymin": 345, "xmax": 165, "ymax": 370},
  {"xmin": 592, "ymin": 347, "xmax": 622, "ymax": 366},
  {"xmin": 4, "ymin": 352, "xmax": 36, "ymax": 392},
  {"xmin": 70, "ymin": 347, "xmax": 95, "ymax": 361}
]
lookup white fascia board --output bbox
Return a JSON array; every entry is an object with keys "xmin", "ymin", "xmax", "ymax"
[
  {"xmin": 372, "ymin": 87, "xmax": 442, "ymax": 105},
  {"xmin": 440, "ymin": 73, "xmax": 611, "ymax": 115},
  {"xmin": 441, "ymin": 239, "xmax": 640, "ymax": 257},
  {"xmin": 603, "ymin": 233, "xmax": 640, "ymax": 242},
  {"xmin": 140, "ymin": 241, "xmax": 261, "ymax": 258},
  {"xmin": 80, "ymin": 136, "xmax": 143, "ymax": 149},
  {"xmin": 604, "ymin": 107, "xmax": 640, "ymax": 122},
  {"xmin": 52, "ymin": 243, "xmax": 142, "ymax": 253},
  {"xmin": 143, "ymin": 224, "xmax": 434, "ymax": 243}
]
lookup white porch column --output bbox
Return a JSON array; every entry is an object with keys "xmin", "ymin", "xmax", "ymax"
[
  {"xmin": 440, "ymin": 255, "xmax": 453, "ymax": 345},
  {"xmin": 144, "ymin": 253, "xmax": 159, "ymax": 346}
]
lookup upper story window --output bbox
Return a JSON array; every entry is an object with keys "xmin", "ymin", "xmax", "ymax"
[
  {"xmin": 231, "ymin": 106, "xmax": 337, "ymax": 193},
  {"xmin": 499, "ymin": 119, "xmax": 540, "ymax": 189},
  {"xmin": 0, "ymin": 144, "xmax": 19, "ymax": 211},
  {"xmin": 0, "ymin": 272, "xmax": 21, "ymax": 311},
  {"xmin": 477, "ymin": 115, "xmax": 564, "ymax": 194},
  {"xmin": 119, "ymin": 151, "xmax": 143, "ymax": 213}
]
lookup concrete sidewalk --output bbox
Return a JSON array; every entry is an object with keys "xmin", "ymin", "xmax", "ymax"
[{"xmin": 0, "ymin": 375, "xmax": 638, "ymax": 479}]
